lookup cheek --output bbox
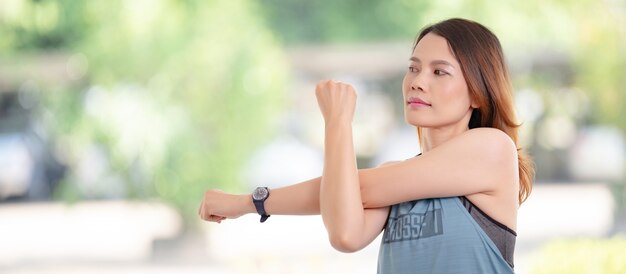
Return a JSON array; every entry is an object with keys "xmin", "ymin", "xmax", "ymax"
[{"xmin": 437, "ymin": 83, "xmax": 471, "ymax": 111}]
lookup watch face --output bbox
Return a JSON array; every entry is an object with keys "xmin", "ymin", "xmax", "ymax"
[{"xmin": 252, "ymin": 187, "xmax": 268, "ymax": 200}]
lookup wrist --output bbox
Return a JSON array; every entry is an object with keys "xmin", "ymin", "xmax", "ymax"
[
  {"xmin": 240, "ymin": 194, "xmax": 256, "ymax": 215},
  {"xmin": 324, "ymin": 119, "xmax": 352, "ymax": 130}
]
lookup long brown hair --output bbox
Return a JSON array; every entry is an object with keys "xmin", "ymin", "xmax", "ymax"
[{"xmin": 415, "ymin": 18, "xmax": 534, "ymax": 204}]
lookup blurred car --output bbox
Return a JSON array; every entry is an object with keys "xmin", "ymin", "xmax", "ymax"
[{"xmin": 0, "ymin": 90, "xmax": 65, "ymax": 201}]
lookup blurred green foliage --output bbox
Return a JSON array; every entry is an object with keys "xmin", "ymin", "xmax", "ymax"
[
  {"xmin": 0, "ymin": 1, "xmax": 88, "ymax": 53},
  {"xmin": 1, "ymin": 0, "xmax": 288, "ymax": 223},
  {"xmin": 530, "ymin": 235, "xmax": 626, "ymax": 274},
  {"xmin": 258, "ymin": 0, "xmax": 430, "ymax": 44}
]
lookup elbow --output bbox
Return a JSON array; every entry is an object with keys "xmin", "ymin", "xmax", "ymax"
[{"xmin": 328, "ymin": 233, "xmax": 364, "ymax": 253}]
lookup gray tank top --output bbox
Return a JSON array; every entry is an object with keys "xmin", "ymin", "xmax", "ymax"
[{"xmin": 377, "ymin": 197, "xmax": 515, "ymax": 273}]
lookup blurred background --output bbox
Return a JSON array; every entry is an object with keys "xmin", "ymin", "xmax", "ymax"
[{"xmin": 0, "ymin": 0, "xmax": 625, "ymax": 273}]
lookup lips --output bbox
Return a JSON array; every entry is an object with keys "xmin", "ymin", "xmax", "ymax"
[{"xmin": 406, "ymin": 97, "xmax": 431, "ymax": 106}]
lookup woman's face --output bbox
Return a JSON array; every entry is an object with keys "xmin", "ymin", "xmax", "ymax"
[{"xmin": 402, "ymin": 32, "xmax": 475, "ymax": 129}]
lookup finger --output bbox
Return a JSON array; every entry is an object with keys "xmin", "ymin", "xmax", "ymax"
[
  {"xmin": 207, "ymin": 215, "xmax": 226, "ymax": 222},
  {"xmin": 321, "ymin": 79, "xmax": 338, "ymax": 90}
]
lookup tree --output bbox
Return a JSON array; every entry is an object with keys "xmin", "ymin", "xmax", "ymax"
[{"xmin": 259, "ymin": 0, "xmax": 430, "ymax": 44}]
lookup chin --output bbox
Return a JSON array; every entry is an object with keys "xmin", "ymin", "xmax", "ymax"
[{"xmin": 404, "ymin": 116, "xmax": 433, "ymax": 128}]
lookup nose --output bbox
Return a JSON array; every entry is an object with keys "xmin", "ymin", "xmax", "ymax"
[{"xmin": 409, "ymin": 72, "xmax": 426, "ymax": 92}]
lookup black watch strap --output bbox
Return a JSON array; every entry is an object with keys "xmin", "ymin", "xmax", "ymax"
[{"xmin": 253, "ymin": 200, "xmax": 270, "ymax": 223}]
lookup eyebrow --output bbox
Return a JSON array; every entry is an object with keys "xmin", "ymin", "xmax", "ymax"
[{"xmin": 409, "ymin": 57, "xmax": 454, "ymax": 68}]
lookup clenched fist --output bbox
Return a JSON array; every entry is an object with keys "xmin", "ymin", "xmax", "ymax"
[
  {"xmin": 315, "ymin": 80, "xmax": 357, "ymax": 124},
  {"xmin": 198, "ymin": 189, "xmax": 253, "ymax": 223}
]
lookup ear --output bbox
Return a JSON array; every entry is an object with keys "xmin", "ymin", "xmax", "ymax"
[{"xmin": 470, "ymin": 97, "xmax": 479, "ymax": 109}]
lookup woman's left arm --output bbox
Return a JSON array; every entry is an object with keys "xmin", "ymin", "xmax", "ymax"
[{"xmin": 316, "ymin": 80, "xmax": 384, "ymax": 253}]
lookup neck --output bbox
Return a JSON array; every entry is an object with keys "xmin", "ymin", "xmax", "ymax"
[
  {"xmin": 420, "ymin": 128, "xmax": 467, "ymax": 153},
  {"xmin": 419, "ymin": 111, "xmax": 473, "ymax": 153}
]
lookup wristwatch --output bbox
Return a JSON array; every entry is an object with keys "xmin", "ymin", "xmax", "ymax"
[{"xmin": 252, "ymin": 187, "xmax": 271, "ymax": 223}]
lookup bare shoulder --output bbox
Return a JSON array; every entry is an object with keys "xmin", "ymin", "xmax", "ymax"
[
  {"xmin": 432, "ymin": 128, "xmax": 518, "ymax": 184},
  {"xmin": 458, "ymin": 129, "xmax": 520, "ymax": 228},
  {"xmin": 464, "ymin": 129, "xmax": 520, "ymax": 196},
  {"xmin": 461, "ymin": 127, "xmax": 516, "ymax": 148},
  {"xmin": 456, "ymin": 128, "xmax": 517, "ymax": 162}
]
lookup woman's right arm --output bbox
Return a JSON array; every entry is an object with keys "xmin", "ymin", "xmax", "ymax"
[
  {"xmin": 199, "ymin": 173, "xmax": 390, "ymax": 252},
  {"xmin": 198, "ymin": 176, "xmax": 322, "ymax": 222},
  {"xmin": 199, "ymin": 162, "xmax": 400, "ymax": 222}
]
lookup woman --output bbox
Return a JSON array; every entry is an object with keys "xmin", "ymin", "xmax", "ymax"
[{"xmin": 199, "ymin": 18, "xmax": 534, "ymax": 273}]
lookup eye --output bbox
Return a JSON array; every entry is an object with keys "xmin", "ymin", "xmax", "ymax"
[
  {"xmin": 434, "ymin": 69, "xmax": 448, "ymax": 76},
  {"xmin": 408, "ymin": 67, "xmax": 419, "ymax": 73}
]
